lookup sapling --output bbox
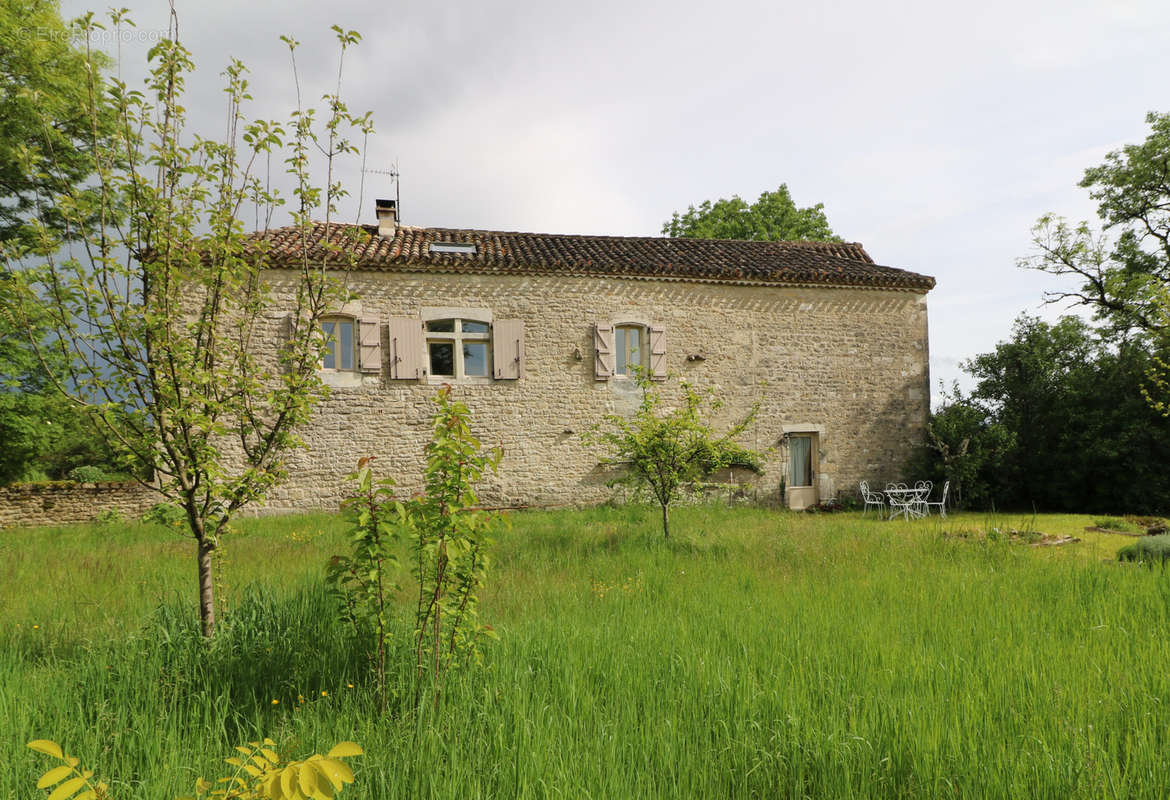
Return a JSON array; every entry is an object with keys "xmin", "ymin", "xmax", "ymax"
[{"xmin": 587, "ymin": 373, "xmax": 762, "ymax": 539}]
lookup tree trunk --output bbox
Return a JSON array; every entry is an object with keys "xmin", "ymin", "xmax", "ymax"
[
  {"xmin": 197, "ymin": 535, "xmax": 217, "ymax": 638},
  {"xmin": 661, "ymin": 502, "xmax": 670, "ymax": 540}
]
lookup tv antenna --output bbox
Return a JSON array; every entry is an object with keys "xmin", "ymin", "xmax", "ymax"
[{"xmin": 361, "ymin": 162, "xmax": 400, "ymax": 223}]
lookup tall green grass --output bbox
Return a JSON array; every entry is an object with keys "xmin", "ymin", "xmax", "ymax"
[{"xmin": 3, "ymin": 506, "xmax": 1168, "ymax": 798}]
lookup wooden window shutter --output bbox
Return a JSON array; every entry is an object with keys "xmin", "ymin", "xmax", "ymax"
[
  {"xmin": 388, "ymin": 316, "xmax": 424, "ymax": 380},
  {"xmin": 358, "ymin": 318, "xmax": 382, "ymax": 374},
  {"xmin": 492, "ymin": 319, "xmax": 525, "ymax": 380},
  {"xmin": 649, "ymin": 325, "xmax": 666, "ymax": 381},
  {"xmin": 594, "ymin": 323, "xmax": 614, "ymax": 380}
]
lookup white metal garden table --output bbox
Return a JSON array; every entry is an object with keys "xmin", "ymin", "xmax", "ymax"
[{"xmin": 884, "ymin": 485, "xmax": 929, "ymax": 521}]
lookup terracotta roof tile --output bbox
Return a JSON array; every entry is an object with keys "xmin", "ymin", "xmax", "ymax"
[{"xmin": 252, "ymin": 222, "xmax": 935, "ymax": 292}]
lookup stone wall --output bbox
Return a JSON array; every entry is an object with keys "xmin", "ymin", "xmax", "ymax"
[
  {"xmin": 255, "ymin": 270, "xmax": 931, "ymax": 512},
  {"xmin": 0, "ymin": 481, "xmax": 163, "ymax": 529}
]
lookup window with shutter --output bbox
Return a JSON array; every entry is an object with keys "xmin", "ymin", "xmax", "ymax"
[
  {"xmin": 320, "ymin": 316, "xmax": 357, "ymax": 372},
  {"xmin": 388, "ymin": 316, "xmax": 424, "ymax": 380},
  {"xmin": 492, "ymin": 319, "xmax": 524, "ymax": 380},
  {"xmin": 425, "ymin": 317, "xmax": 493, "ymax": 379},
  {"xmin": 594, "ymin": 323, "xmax": 614, "ymax": 381},
  {"xmin": 358, "ymin": 319, "xmax": 382, "ymax": 374},
  {"xmin": 649, "ymin": 325, "xmax": 666, "ymax": 381}
]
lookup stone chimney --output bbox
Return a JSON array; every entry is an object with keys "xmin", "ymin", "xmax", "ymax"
[{"xmin": 375, "ymin": 198, "xmax": 397, "ymax": 237}]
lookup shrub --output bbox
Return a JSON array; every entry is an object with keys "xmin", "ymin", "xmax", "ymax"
[
  {"xmin": 94, "ymin": 509, "xmax": 123, "ymax": 526},
  {"xmin": 143, "ymin": 502, "xmax": 186, "ymax": 529},
  {"xmin": 1118, "ymin": 534, "xmax": 1170, "ymax": 565},
  {"xmin": 328, "ymin": 387, "xmax": 501, "ymax": 713},
  {"xmin": 65, "ymin": 465, "xmax": 109, "ymax": 483},
  {"xmin": 1094, "ymin": 517, "xmax": 1135, "ymax": 532}
]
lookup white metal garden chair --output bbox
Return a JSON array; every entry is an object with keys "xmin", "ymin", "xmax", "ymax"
[
  {"xmin": 859, "ymin": 481, "xmax": 885, "ymax": 517},
  {"xmin": 923, "ymin": 480, "xmax": 950, "ymax": 518},
  {"xmin": 913, "ymin": 481, "xmax": 932, "ymax": 517}
]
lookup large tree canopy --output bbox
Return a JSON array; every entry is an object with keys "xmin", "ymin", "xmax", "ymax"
[
  {"xmin": 662, "ymin": 184, "xmax": 841, "ymax": 242},
  {"xmin": 1023, "ymin": 111, "xmax": 1170, "ymax": 340},
  {"xmin": 0, "ymin": 0, "xmax": 111, "ymax": 242},
  {"xmin": 0, "ymin": 0, "xmax": 119, "ymax": 482},
  {"xmin": 914, "ymin": 315, "xmax": 1170, "ymax": 514}
]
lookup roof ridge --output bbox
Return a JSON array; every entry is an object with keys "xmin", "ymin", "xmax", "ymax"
[{"xmin": 259, "ymin": 221, "xmax": 867, "ymax": 249}]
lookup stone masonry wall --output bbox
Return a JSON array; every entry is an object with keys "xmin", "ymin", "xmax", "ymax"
[
  {"xmin": 253, "ymin": 270, "xmax": 931, "ymax": 513},
  {"xmin": 0, "ymin": 482, "xmax": 163, "ymax": 528}
]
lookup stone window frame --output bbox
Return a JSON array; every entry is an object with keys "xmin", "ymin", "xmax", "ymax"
[
  {"xmin": 421, "ymin": 306, "xmax": 494, "ymax": 385},
  {"xmin": 320, "ymin": 314, "xmax": 358, "ymax": 373}
]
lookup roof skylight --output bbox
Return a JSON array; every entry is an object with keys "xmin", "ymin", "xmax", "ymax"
[{"xmin": 429, "ymin": 242, "xmax": 477, "ymax": 254}]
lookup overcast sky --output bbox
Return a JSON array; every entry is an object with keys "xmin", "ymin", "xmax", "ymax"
[{"xmin": 62, "ymin": 0, "xmax": 1170, "ymax": 403}]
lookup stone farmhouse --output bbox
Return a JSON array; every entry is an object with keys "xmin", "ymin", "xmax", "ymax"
[{"xmin": 252, "ymin": 200, "xmax": 934, "ymax": 512}]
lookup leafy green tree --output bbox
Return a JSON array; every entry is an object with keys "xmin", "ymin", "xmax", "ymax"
[
  {"xmin": 662, "ymin": 184, "xmax": 841, "ymax": 242},
  {"xmin": 0, "ymin": 0, "xmax": 114, "ymax": 242},
  {"xmin": 914, "ymin": 383, "xmax": 1013, "ymax": 510},
  {"xmin": 965, "ymin": 315, "xmax": 1096, "ymax": 503},
  {"xmin": 1, "ymin": 14, "xmax": 372, "ymax": 636},
  {"xmin": 918, "ymin": 314, "xmax": 1170, "ymax": 513},
  {"xmin": 1022, "ymin": 111, "xmax": 1170, "ymax": 340},
  {"xmin": 0, "ymin": 0, "xmax": 121, "ymax": 483},
  {"xmin": 588, "ymin": 375, "xmax": 760, "ymax": 539}
]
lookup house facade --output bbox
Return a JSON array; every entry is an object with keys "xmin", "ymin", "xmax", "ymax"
[{"xmin": 252, "ymin": 202, "xmax": 934, "ymax": 512}]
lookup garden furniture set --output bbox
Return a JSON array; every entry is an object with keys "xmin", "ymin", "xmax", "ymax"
[{"xmin": 859, "ymin": 480, "xmax": 949, "ymax": 521}]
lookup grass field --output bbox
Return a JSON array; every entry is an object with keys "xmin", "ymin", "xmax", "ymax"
[{"xmin": 3, "ymin": 505, "xmax": 1168, "ymax": 799}]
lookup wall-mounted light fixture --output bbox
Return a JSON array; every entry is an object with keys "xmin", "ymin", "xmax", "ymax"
[
  {"xmin": 686, "ymin": 353, "xmax": 706, "ymax": 362},
  {"xmin": 573, "ymin": 347, "xmax": 583, "ymax": 361}
]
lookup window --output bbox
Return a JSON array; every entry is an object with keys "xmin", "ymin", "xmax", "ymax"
[
  {"xmin": 321, "ymin": 317, "xmax": 356, "ymax": 371},
  {"xmin": 429, "ymin": 242, "xmax": 477, "ymax": 254},
  {"xmin": 426, "ymin": 318, "xmax": 491, "ymax": 379},
  {"xmin": 788, "ymin": 435, "xmax": 814, "ymax": 488},
  {"xmin": 614, "ymin": 324, "xmax": 647, "ymax": 376}
]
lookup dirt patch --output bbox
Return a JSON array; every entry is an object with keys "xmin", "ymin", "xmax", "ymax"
[
  {"xmin": 946, "ymin": 528, "xmax": 1081, "ymax": 546},
  {"xmin": 1084, "ymin": 526, "xmax": 1143, "ymax": 538}
]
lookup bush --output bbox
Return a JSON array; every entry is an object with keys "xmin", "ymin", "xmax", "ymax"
[
  {"xmin": 1118, "ymin": 534, "xmax": 1170, "ymax": 565},
  {"xmin": 95, "ymin": 508, "xmax": 124, "ymax": 525},
  {"xmin": 142, "ymin": 502, "xmax": 186, "ymax": 528},
  {"xmin": 1094, "ymin": 517, "xmax": 1136, "ymax": 532},
  {"xmin": 65, "ymin": 465, "xmax": 110, "ymax": 483}
]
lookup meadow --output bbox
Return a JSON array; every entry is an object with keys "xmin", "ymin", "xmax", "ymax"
[{"xmin": 3, "ymin": 505, "xmax": 1169, "ymax": 799}]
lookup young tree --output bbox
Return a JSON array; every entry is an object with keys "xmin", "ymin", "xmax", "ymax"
[
  {"xmin": 0, "ymin": 12, "xmax": 373, "ymax": 636},
  {"xmin": 588, "ymin": 375, "xmax": 761, "ymax": 539},
  {"xmin": 662, "ymin": 184, "xmax": 841, "ymax": 242},
  {"xmin": 409, "ymin": 387, "xmax": 501, "ymax": 709}
]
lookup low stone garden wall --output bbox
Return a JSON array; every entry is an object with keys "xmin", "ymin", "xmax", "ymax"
[{"xmin": 0, "ymin": 481, "xmax": 163, "ymax": 529}]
